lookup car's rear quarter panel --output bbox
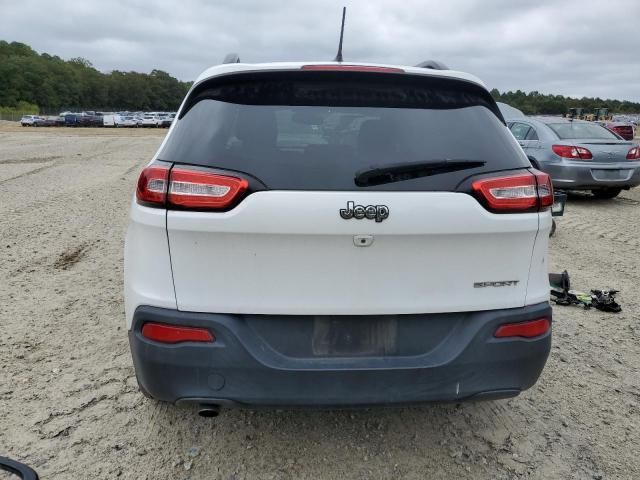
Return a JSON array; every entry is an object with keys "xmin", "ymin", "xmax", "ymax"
[{"xmin": 124, "ymin": 202, "xmax": 176, "ymax": 329}]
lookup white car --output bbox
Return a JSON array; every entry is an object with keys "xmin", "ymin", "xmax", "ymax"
[
  {"xmin": 115, "ymin": 115, "xmax": 138, "ymax": 128},
  {"xmin": 140, "ymin": 114, "xmax": 160, "ymax": 127},
  {"xmin": 125, "ymin": 58, "xmax": 553, "ymax": 414},
  {"xmin": 103, "ymin": 115, "xmax": 116, "ymax": 127},
  {"xmin": 20, "ymin": 115, "xmax": 41, "ymax": 126}
]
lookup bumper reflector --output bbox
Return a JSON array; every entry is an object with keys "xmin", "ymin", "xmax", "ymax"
[
  {"xmin": 494, "ymin": 318, "xmax": 550, "ymax": 339},
  {"xmin": 142, "ymin": 322, "xmax": 215, "ymax": 344}
]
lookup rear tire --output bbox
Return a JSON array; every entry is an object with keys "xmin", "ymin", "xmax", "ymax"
[
  {"xmin": 549, "ymin": 219, "xmax": 556, "ymax": 237},
  {"xmin": 592, "ymin": 188, "xmax": 621, "ymax": 199}
]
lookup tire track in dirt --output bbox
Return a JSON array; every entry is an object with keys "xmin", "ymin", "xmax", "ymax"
[
  {"xmin": 559, "ymin": 196, "xmax": 640, "ymax": 248},
  {"xmin": 0, "ymin": 138, "xmax": 148, "ymax": 218},
  {"xmin": 0, "ymin": 162, "xmax": 61, "ymax": 185},
  {"xmin": 0, "ymin": 156, "xmax": 62, "ymax": 165}
]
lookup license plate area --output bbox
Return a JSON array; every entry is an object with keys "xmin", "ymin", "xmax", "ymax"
[
  {"xmin": 312, "ymin": 316, "xmax": 398, "ymax": 356},
  {"xmin": 591, "ymin": 169, "xmax": 632, "ymax": 181}
]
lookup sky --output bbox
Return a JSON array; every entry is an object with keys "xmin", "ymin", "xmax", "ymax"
[{"xmin": 1, "ymin": 0, "xmax": 639, "ymax": 101}]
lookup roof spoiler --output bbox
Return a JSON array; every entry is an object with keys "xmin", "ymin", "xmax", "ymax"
[
  {"xmin": 415, "ymin": 60, "xmax": 449, "ymax": 70},
  {"xmin": 221, "ymin": 55, "xmax": 447, "ymax": 69},
  {"xmin": 222, "ymin": 53, "xmax": 241, "ymax": 64}
]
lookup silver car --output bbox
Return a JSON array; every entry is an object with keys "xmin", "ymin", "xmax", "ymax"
[{"xmin": 506, "ymin": 117, "xmax": 640, "ymax": 198}]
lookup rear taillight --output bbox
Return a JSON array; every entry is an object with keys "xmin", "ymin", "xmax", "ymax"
[
  {"xmin": 472, "ymin": 171, "xmax": 553, "ymax": 213},
  {"xmin": 533, "ymin": 170, "xmax": 554, "ymax": 209},
  {"xmin": 494, "ymin": 318, "xmax": 550, "ymax": 339},
  {"xmin": 141, "ymin": 322, "xmax": 215, "ymax": 344},
  {"xmin": 136, "ymin": 165, "xmax": 169, "ymax": 206},
  {"xmin": 627, "ymin": 146, "xmax": 640, "ymax": 160},
  {"xmin": 301, "ymin": 64, "xmax": 405, "ymax": 73},
  {"xmin": 552, "ymin": 144, "xmax": 593, "ymax": 160},
  {"xmin": 168, "ymin": 169, "xmax": 248, "ymax": 209},
  {"xmin": 135, "ymin": 165, "xmax": 249, "ymax": 210}
]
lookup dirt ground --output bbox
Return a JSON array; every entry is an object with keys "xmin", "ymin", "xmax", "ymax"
[{"xmin": 1, "ymin": 125, "xmax": 639, "ymax": 480}]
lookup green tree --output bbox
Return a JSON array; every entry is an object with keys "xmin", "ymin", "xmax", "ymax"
[
  {"xmin": 0, "ymin": 40, "xmax": 191, "ymax": 112},
  {"xmin": 491, "ymin": 87, "xmax": 640, "ymax": 115}
]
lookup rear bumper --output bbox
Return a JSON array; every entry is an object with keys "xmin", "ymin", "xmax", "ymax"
[
  {"xmin": 543, "ymin": 161, "xmax": 640, "ymax": 189},
  {"xmin": 129, "ymin": 303, "xmax": 552, "ymax": 407}
]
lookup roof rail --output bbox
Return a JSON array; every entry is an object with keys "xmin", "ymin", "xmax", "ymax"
[
  {"xmin": 222, "ymin": 53, "xmax": 241, "ymax": 64},
  {"xmin": 415, "ymin": 60, "xmax": 449, "ymax": 70}
]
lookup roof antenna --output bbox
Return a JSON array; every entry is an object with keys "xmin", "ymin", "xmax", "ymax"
[{"xmin": 334, "ymin": 7, "xmax": 346, "ymax": 62}]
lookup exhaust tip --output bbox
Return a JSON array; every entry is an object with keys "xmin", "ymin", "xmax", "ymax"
[{"xmin": 198, "ymin": 404, "xmax": 220, "ymax": 417}]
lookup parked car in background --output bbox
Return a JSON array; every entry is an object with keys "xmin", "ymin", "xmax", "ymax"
[
  {"xmin": 140, "ymin": 114, "xmax": 158, "ymax": 127},
  {"xmin": 506, "ymin": 117, "xmax": 640, "ymax": 198},
  {"xmin": 64, "ymin": 113, "xmax": 88, "ymax": 127},
  {"xmin": 159, "ymin": 113, "xmax": 174, "ymax": 128},
  {"xmin": 85, "ymin": 112, "xmax": 104, "ymax": 127},
  {"xmin": 154, "ymin": 113, "xmax": 168, "ymax": 127},
  {"xmin": 612, "ymin": 115, "xmax": 639, "ymax": 127},
  {"xmin": 66, "ymin": 113, "xmax": 98, "ymax": 127},
  {"xmin": 20, "ymin": 115, "xmax": 41, "ymax": 126},
  {"xmin": 63, "ymin": 113, "xmax": 80, "ymax": 126},
  {"xmin": 33, "ymin": 117, "xmax": 50, "ymax": 127},
  {"xmin": 18, "ymin": 110, "xmax": 220, "ymax": 129},
  {"xmin": 601, "ymin": 121, "xmax": 635, "ymax": 140},
  {"xmin": 115, "ymin": 115, "xmax": 139, "ymax": 127},
  {"xmin": 32, "ymin": 116, "xmax": 63, "ymax": 127},
  {"xmin": 103, "ymin": 115, "xmax": 116, "ymax": 127}
]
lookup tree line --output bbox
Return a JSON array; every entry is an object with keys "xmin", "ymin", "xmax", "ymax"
[
  {"xmin": 0, "ymin": 40, "xmax": 191, "ymax": 113},
  {"xmin": 2, "ymin": 40, "xmax": 639, "ymax": 116},
  {"xmin": 490, "ymin": 88, "xmax": 640, "ymax": 115}
]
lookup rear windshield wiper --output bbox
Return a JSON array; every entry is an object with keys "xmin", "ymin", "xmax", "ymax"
[{"xmin": 354, "ymin": 160, "xmax": 486, "ymax": 187}]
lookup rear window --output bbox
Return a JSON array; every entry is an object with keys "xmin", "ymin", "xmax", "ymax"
[
  {"xmin": 158, "ymin": 71, "xmax": 528, "ymax": 190},
  {"xmin": 548, "ymin": 122, "xmax": 619, "ymax": 140}
]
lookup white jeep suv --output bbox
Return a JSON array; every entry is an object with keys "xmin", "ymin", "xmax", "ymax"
[{"xmin": 125, "ymin": 58, "xmax": 553, "ymax": 414}]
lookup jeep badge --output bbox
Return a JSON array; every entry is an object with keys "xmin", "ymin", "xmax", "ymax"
[{"xmin": 340, "ymin": 201, "xmax": 389, "ymax": 222}]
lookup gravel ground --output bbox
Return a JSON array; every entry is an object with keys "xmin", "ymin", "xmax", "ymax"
[{"xmin": 1, "ymin": 126, "xmax": 639, "ymax": 479}]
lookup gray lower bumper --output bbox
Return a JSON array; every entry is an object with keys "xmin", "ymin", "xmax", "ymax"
[
  {"xmin": 543, "ymin": 161, "xmax": 640, "ymax": 189},
  {"xmin": 129, "ymin": 303, "xmax": 552, "ymax": 407}
]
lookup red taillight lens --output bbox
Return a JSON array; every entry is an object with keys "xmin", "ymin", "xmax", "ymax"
[
  {"xmin": 301, "ymin": 64, "xmax": 405, "ymax": 73},
  {"xmin": 472, "ymin": 172, "xmax": 551, "ymax": 213},
  {"xmin": 136, "ymin": 165, "xmax": 169, "ymax": 205},
  {"xmin": 533, "ymin": 170, "xmax": 554, "ymax": 210},
  {"xmin": 135, "ymin": 165, "xmax": 249, "ymax": 210},
  {"xmin": 168, "ymin": 168, "xmax": 249, "ymax": 210},
  {"xmin": 626, "ymin": 146, "xmax": 640, "ymax": 160},
  {"xmin": 141, "ymin": 322, "xmax": 215, "ymax": 344},
  {"xmin": 494, "ymin": 318, "xmax": 550, "ymax": 338},
  {"xmin": 552, "ymin": 144, "xmax": 593, "ymax": 160}
]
